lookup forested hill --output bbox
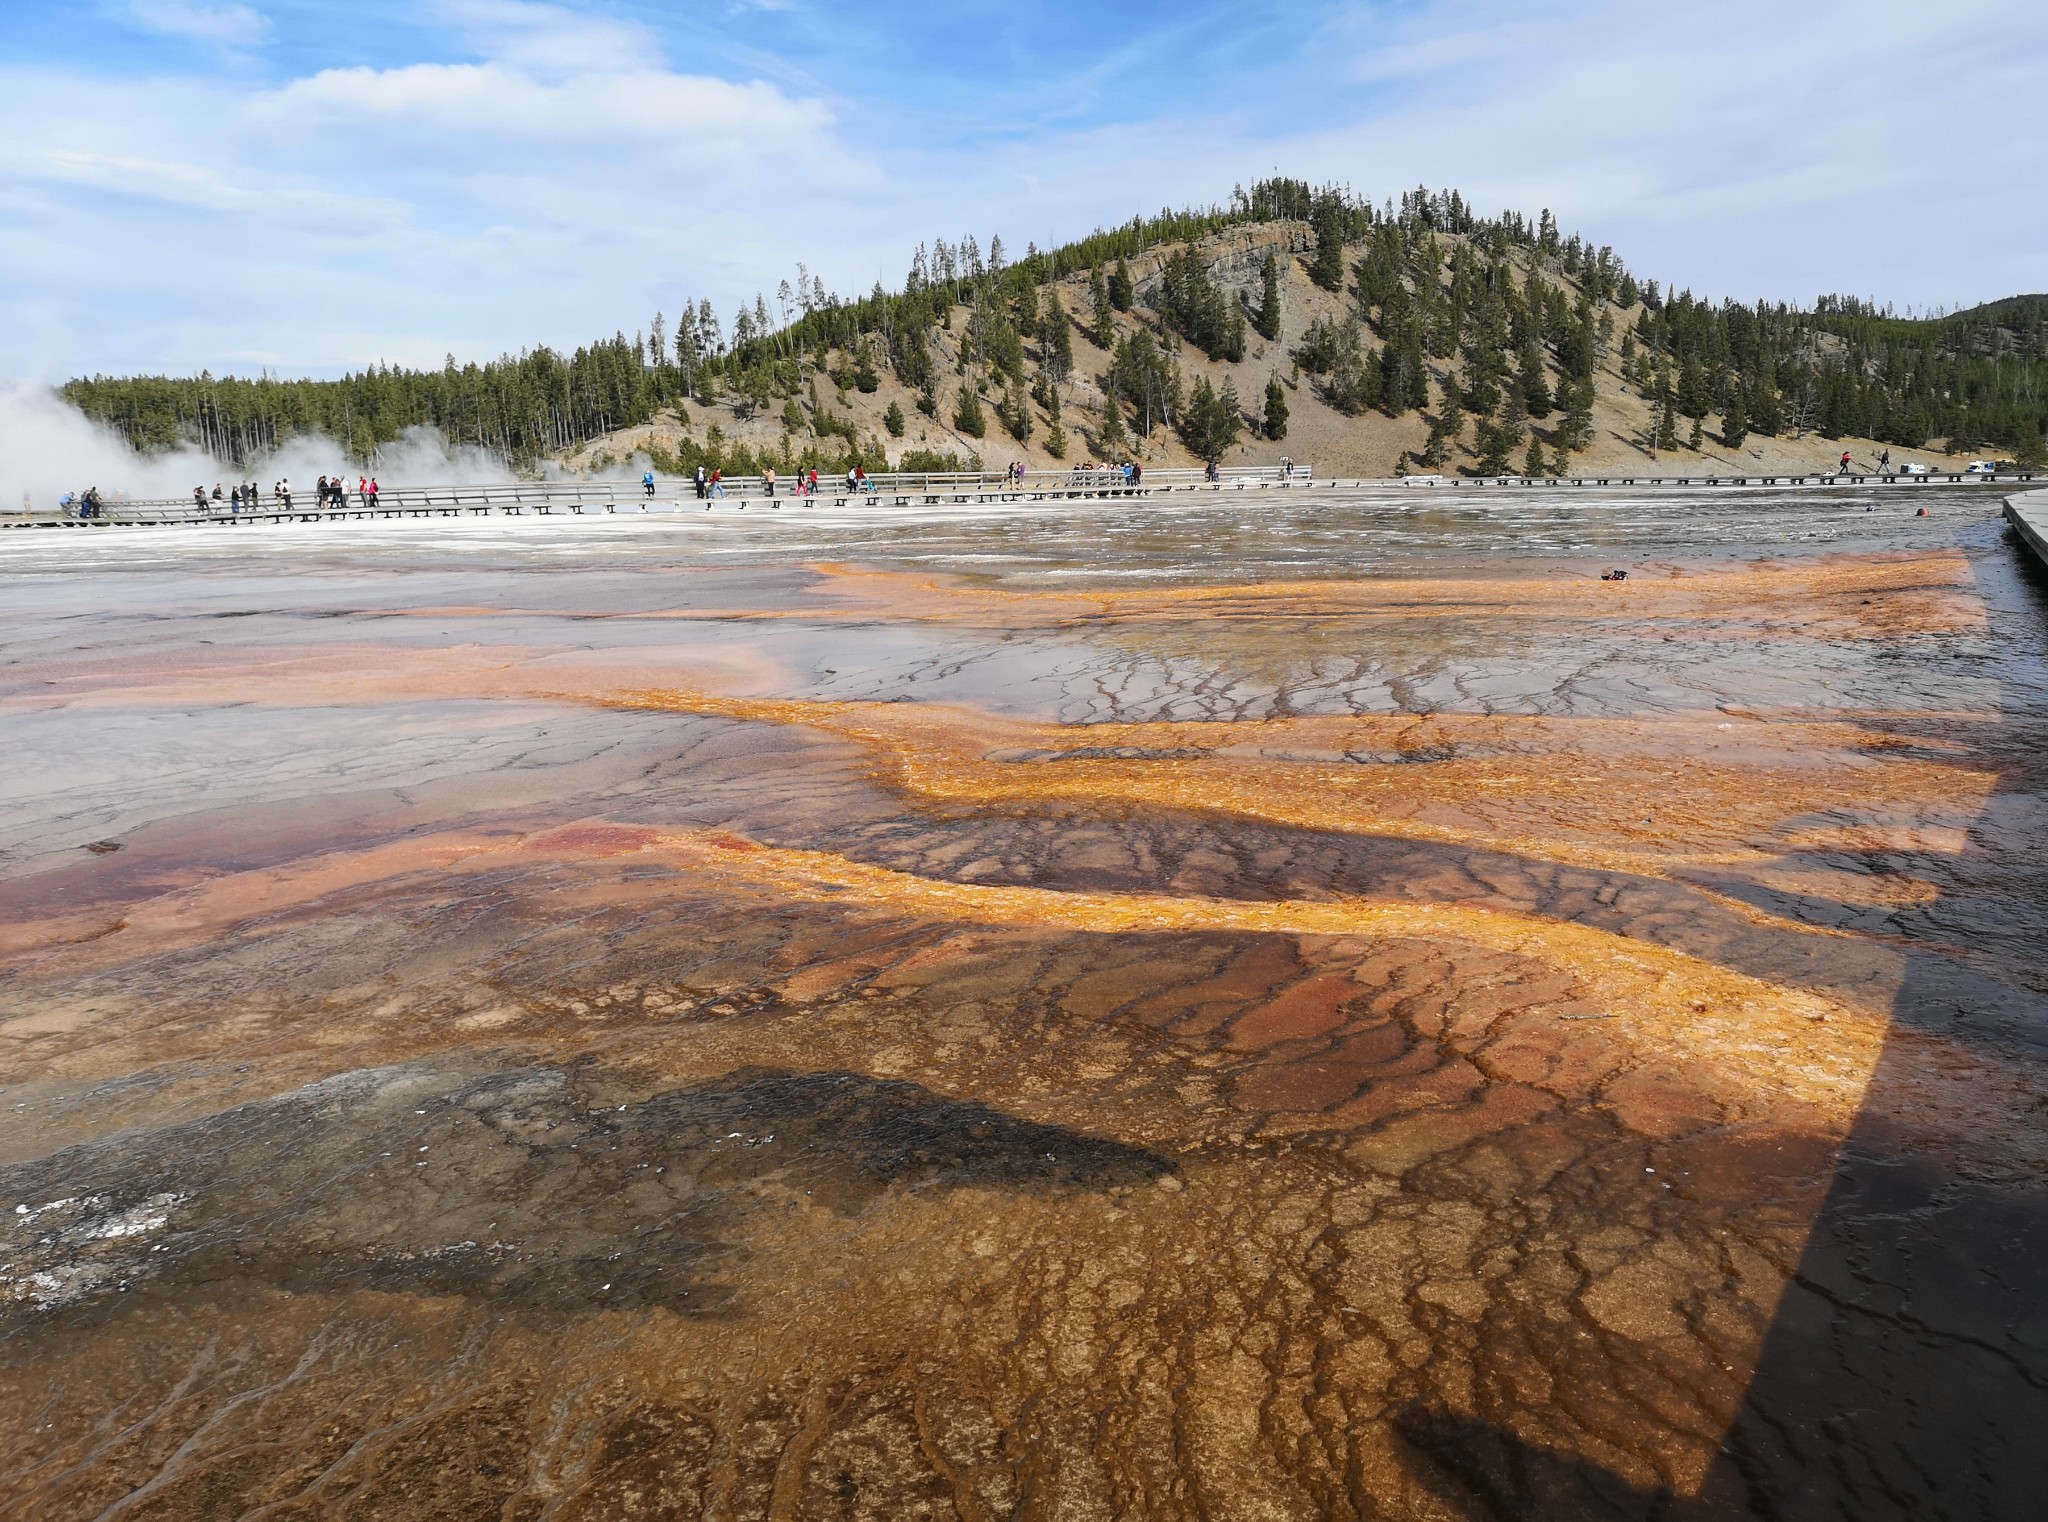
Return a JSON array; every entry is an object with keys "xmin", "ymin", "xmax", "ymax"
[{"xmin": 61, "ymin": 179, "xmax": 2048, "ymax": 477}]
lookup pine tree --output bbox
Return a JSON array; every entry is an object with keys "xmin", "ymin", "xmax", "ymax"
[
  {"xmin": 1001, "ymin": 382, "xmax": 1033, "ymax": 443},
  {"xmin": 1179, "ymin": 376, "xmax": 1242, "ymax": 465},
  {"xmin": 1264, "ymin": 374, "xmax": 1289, "ymax": 440},
  {"xmin": 1435, "ymin": 373, "xmax": 1466, "ymax": 454},
  {"xmin": 1046, "ymin": 421, "xmax": 1069, "ymax": 459},
  {"xmin": 954, "ymin": 385, "xmax": 986, "ymax": 438},
  {"xmin": 1253, "ymin": 252, "xmax": 1282, "ymax": 340},
  {"xmin": 1310, "ymin": 202, "xmax": 1345, "ymax": 292},
  {"xmin": 1688, "ymin": 414, "xmax": 1704, "ymax": 450},
  {"xmin": 1416, "ymin": 412, "xmax": 1449, "ymax": 470},
  {"xmin": 1475, "ymin": 418, "xmax": 1516, "ymax": 475},
  {"xmin": 917, "ymin": 376, "xmax": 938, "ymax": 417},
  {"xmin": 1750, "ymin": 383, "xmax": 1784, "ymax": 438},
  {"xmin": 1519, "ymin": 345, "xmax": 1554, "ymax": 418},
  {"xmin": 883, "ymin": 400, "xmax": 906, "ymax": 437},
  {"xmin": 1655, "ymin": 398, "xmax": 1679, "ymax": 453},
  {"xmin": 1523, "ymin": 437, "xmax": 1548, "ymax": 477},
  {"xmin": 1098, "ymin": 394, "xmax": 1128, "ymax": 454},
  {"xmin": 1089, "ymin": 267, "xmax": 1114, "ymax": 348},
  {"xmin": 1108, "ymin": 259, "xmax": 1134, "ymax": 313},
  {"xmin": 1040, "ymin": 293, "xmax": 1074, "ymax": 380}
]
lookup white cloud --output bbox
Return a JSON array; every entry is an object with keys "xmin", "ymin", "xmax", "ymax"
[
  {"xmin": 126, "ymin": 0, "xmax": 271, "ymax": 49},
  {"xmin": 2, "ymin": 0, "xmax": 2042, "ymax": 386}
]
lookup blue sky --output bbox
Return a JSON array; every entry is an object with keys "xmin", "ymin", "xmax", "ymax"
[{"xmin": 2, "ymin": 0, "xmax": 2043, "ymax": 380}]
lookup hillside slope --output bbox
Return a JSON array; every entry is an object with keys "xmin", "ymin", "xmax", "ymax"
[{"xmin": 566, "ymin": 218, "xmax": 1988, "ymax": 481}]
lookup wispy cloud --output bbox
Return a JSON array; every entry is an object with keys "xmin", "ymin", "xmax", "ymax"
[
  {"xmin": 124, "ymin": 0, "xmax": 271, "ymax": 48},
  {"xmin": 2, "ymin": 0, "xmax": 2043, "ymax": 381}
]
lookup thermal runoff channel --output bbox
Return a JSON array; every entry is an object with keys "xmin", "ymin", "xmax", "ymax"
[{"xmin": 2, "ymin": 485, "xmax": 2046, "ymax": 1519}]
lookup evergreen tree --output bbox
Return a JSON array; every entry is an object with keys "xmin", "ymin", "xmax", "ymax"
[
  {"xmin": 1046, "ymin": 421, "xmax": 1069, "ymax": 459},
  {"xmin": 850, "ymin": 344, "xmax": 879, "ymax": 393},
  {"xmin": 1098, "ymin": 394, "xmax": 1128, "ymax": 454},
  {"xmin": 1418, "ymin": 413, "xmax": 1450, "ymax": 470},
  {"xmin": 954, "ymin": 385, "xmax": 987, "ymax": 438},
  {"xmin": 1655, "ymin": 397, "xmax": 1679, "ymax": 453},
  {"xmin": 1688, "ymin": 414, "xmax": 1704, "ymax": 450},
  {"xmin": 1474, "ymin": 417, "xmax": 1516, "ymax": 475},
  {"xmin": 1435, "ymin": 373, "xmax": 1466, "ymax": 453},
  {"xmin": 1676, "ymin": 358, "xmax": 1711, "ymax": 425},
  {"xmin": 1523, "ymin": 437, "xmax": 1548, "ymax": 477},
  {"xmin": 1310, "ymin": 201, "xmax": 1346, "ymax": 292},
  {"xmin": 1263, "ymin": 374, "xmax": 1289, "ymax": 440},
  {"xmin": 917, "ymin": 376, "xmax": 938, "ymax": 417},
  {"xmin": 1556, "ymin": 377, "xmax": 1593, "ymax": 453},
  {"xmin": 1108, "ymin": 258, "xmax": 1134, "ymax": 312},
  {"xmin": 1001, "ymin": 382, "xmax": 1033, "ymax": 443},
  {"xmin": 1089, "ymin": 267, "xmax": 1115, "ymax": 348},
  {"xmin": 1179, "ymin": 376, "xmax": 1242, "ymax": 465},
  {"xmin": 1040, "ymin": 292, "xmax": 1075, "ymax": 380},
  {"xmin": 1720, "ymin": 383, "xmax": 1753, "ymax": 448},
  {"xmin": 883, "ymin": 400, "xmax": 906, "ymax": 437},
  {"xmin": 1253, "ymin": 252, "xmax": 1282, "ymax": 340},
  {"xmin": 1750, "ymin": 383, "xmax": 1784, "ymax": 437},
  {"xmin": 1519, "ymin": 344, "xmax": 1554, "ymax": 418}
]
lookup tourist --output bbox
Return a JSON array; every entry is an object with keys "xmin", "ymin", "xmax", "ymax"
[
  {"xmin": 693, "ymin": 465, "xmax": 707, "ymax": 499},
  {"xmin": 1839, "ymin": 450, "xmax": 1852, "ymax": 475},
  {"xmin": 709, "ymin": 469, "xmax": 724, "ymax": 498},
  {"xmin": 808, "ymin": 468, "xmax": 819, "ymax": 495},
  {"xmin": 855, "ymin": 466, "xmax": 870, "ymax": 492},
  {"xmin": 1879, "ymin": 449, "xmax": 1892, "ymax": 476},
  {"xmin": 193, "ymin": 486, "xmax": 208, "ymax": 512},
  {"xmin": 211, "ymin": 483, "xmax": 224, "ymax": 504},
  {"xmin": 764, "ymin": 466, "xmax": 777, "ymax": 498},
  {"xmin": 643, "ymin": 468, "xmax": 656, "ymax": 498}
]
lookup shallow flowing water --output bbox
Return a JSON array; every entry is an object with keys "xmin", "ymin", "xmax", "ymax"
[{"xmin": 2, "ymin": 489, "xmax": 2045, "ymax": 1519}]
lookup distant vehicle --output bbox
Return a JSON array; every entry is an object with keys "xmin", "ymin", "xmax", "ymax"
[
  {"xmin": 1897, "ymin": 462, "xmax": 1931, "ymax": 475},
  {"xmin": 1964, "ymin": 460, "xmax": 1999, "ymax": 475}
]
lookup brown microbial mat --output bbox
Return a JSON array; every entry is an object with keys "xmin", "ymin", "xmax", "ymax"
[{"xmin": 2, "ymin": 489, "xmax": 2045, "ymax": 1520}]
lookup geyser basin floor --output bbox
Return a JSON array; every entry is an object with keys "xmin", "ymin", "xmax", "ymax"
[{"xmin": 1, "ymin": 490, "xmax": 2045, "ymax": 1520}]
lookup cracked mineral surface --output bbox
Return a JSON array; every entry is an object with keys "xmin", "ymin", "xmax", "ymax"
[{"xmin": 1, "ymin": 488, "xmax": 2044, "ymax": 1519}]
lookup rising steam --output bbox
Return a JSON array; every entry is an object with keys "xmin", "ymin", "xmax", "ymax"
[{"xmin": 0, "ymin": 382, "xmax": 517, "ymax": 510}]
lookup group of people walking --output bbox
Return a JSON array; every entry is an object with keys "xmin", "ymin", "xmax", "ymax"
[
  {"xmin": 177, "ymin": 476, "xmax": 382, "ymax": 514},
  {"xmin": 676, "ymin": 465, "xmax": 878, "ymax": 502}
]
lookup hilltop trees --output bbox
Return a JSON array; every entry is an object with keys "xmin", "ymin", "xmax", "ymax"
[
  {"xmin": 58, "ymin": 177, "xmax": 2048, "ymax": 480},
  {"xmin": 1309, "ymin": 198, "xmax": 1347, "ymax": 292}
]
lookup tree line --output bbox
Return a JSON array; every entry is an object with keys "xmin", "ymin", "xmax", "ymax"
[{"xmin": 60, "ymin": 176, "xmax": 2047, "ymax": 476}]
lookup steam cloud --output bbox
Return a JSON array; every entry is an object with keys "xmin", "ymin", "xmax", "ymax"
[{"xmin": 0, "ymin": 382, "xmax": 518, "ymax": 510}]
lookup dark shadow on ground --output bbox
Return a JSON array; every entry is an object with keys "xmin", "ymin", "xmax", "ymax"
[
  {"xmin": 1683, "ymin": 532, "xmax": 2048, "ymax": 1520},
  {"xmin": 0, "ymin": 1061, "xmax": 1172, "ymax": 1329}
]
